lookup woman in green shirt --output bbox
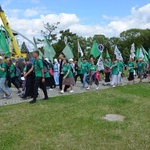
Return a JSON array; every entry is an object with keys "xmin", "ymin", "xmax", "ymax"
[
  {"xmin": 127, "ymin": 58, "xmax": 135, "ymax": 84},
  {"xmin": 117, "ymin": 60, "xmax": 124, "ymax": 85},
  {"xmin": 87, "ymin": 60, "xmax": 99, "ymax": 90},
  {"xmin": 0, "ymin": 56, "xmax": 11, "ymax": 98},
  {"xmin": 60, "ymin": 58, "xmax": 75, "ymax": 94},
  {"xmin": 137, "ymin": 58, "xmax": 145, "ymax": 82},
  {"xmin": 8, "ymin": 59, "xmax": 21, "ymax": 93}
]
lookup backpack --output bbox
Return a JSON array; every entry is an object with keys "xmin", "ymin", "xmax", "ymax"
[
  {"xmin": 15, "ymin": 66, "xmax": 21, "ymax": 77},
  {"xmin": 36, "ymin": 59, "xmax": 49, "ymax": 73},
  {"xmin": 6, "ymin": 65, "xmax": 11, "ymax": 81},
  {"xmin": 43, "ymin": 60, "xmax": 49, "ymax": 73}
]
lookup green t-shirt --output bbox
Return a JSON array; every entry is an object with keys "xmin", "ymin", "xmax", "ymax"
[
  {"xmin": 81, "ymin": 62, "xmax": 90, "ymax": 74},
  {"xmin": 44, "ymin": 71, "xmax": 50, "ymax": 78},
  {"xmin": 104, "ymin": 61, "xmax": 111, "ymax": 68},
  {"xmin": 112, "ymin": 62, "xmax": 119, "ymax": 75},
  {"xmin": 0, "ymin": 62, "xmax": 7, "ymax": 78},
  {"xmin": 77, "ymin": 68, "xmax": 83, "ymax": 74},
  {"xmin": 90, "ymin": 65, "xmax": 97, "ymax": 74},
  {"xmin": 10, "ymin": 64, "xmax": 16, "ymax": 78},
  {"xmin": 137, "ymin": 62, "xmax": 144, "ymax": 72},
  {"xmin": 34, "ymin": 59, "xmax": 43, "ymax": 77},
  {"xmin": 127, "ymin": 62, "xmax": 135, "ymax": 73},
  {"xmin": 24, "ymin": 66, "xmax": 26, "ymax": 72},
  {"xmin": 118, "ymin": 61, "xmax": 124, "ymax": 72},
  {"xmin": 62, "ymin": 63, "xmax": 73, "ymax": 78}
]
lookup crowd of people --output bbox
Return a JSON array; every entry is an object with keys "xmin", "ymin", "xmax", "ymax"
[{"xmin": 0, "ymin": 51, "xmax": 150, "ymax": 104}]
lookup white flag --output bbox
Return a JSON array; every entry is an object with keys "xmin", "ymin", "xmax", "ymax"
[
  {"xmin": 78, "ymin": 41, "xmax": 83, "ymax": 57},
  {"xmin": 131, "ymin": 43, "xmax": 135, "ymax": 53},
  {"xmin": 130, "ymin": 53, "xmax": 135, "ymax": 59},
  {"xmin": 97, "ymin": 55, "xmax": 104, "ymax": 71},
  {"xmin": 130, "ymin": 43, "xmax": 135, "ymax": 59},
  {"xmin": 64, "ymin": 36, "xmax": 68, "ymax": 45},
  {"xmin": 139, "ymin": 48, "xmax": 144, "ymax": 59},
  {"xmin": 114, "ymin": 45, "xmax": 123, "ymax": 60}
]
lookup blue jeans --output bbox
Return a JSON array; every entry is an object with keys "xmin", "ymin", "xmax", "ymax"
[
  {"xmin": 82, "ymin": 73, "xmax": 88, "ymax": 88},
  {"xmin": 54, "ymin": 72, "xmax": 59, "ymax": 85},
  {"xmin": 0, "ymin": 78, "xmax": 11, "ymax": 96}
]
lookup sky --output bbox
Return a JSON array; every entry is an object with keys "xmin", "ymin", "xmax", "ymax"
[{"xmin": 1, "ymin": 0, "xmax": 150, "ymax": 40}]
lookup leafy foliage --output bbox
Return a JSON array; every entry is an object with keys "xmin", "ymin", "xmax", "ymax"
[{"xmin": 38, "ymin": 23, "xmax": 150, "ymax": 62}]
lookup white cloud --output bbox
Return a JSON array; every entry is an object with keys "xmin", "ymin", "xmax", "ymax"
[
  {"xmin": 6, "ymin": 13, "xmax": 80, "ymax": 39},
  {"xmin": 1, "ymin": 3, "xmax": 150, "ymax": 40},
  {"xmin": 24, "ymin": 8, "xmax": 39, "ymax": 17}
]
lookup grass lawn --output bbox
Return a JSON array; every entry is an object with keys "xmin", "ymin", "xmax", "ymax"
[{"xmin": 0, "ymin": 83, "xmax": 150, "ymax": 150}]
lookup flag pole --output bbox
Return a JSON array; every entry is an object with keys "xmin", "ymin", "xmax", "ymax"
[{"xmin": 77, "ymin": 40, "xmax": 79, "ymax": 59}]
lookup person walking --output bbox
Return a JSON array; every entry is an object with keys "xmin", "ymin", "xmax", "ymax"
[
  {"xmin": 127, "ymin": 58, "xmax": 135, "ymax": 84},
  {"xmin": 24, "ymin": 51, "xmax": 48, "ymax": 104},
  {"xmin": 21, "ymin": 58, "xmax": 34, "ymax": 99},
  {"xmin": 60, "ymin": 58, "xmax": 75, "ymax": 94},
  {"xmin": 148, "ymin": 59, "xmax": 150, "ymax": 83},
  {"xmin": 87, "ymin": 60, "xmax": 99, "ymax": 90},
  {"xmin": 59, "ymin": 53, "xmax": 65, "ymax": 90},
  {"xmin": 111, "ymin": 59, "xmax": 119, "ymax": 87},
  {"xmin": 137, "ymin": 58, "xmax": 145, "ymax": 83},
  {"xmin": 104, "ymin": 59, "xmax": 111, "ymax": 86},
  {"xmin": 81, "ymin": 58, "xmax": 90, "ymax": 89},
  {"xmin": 53, "ymin": 59, "xmax": 60, "ymax": 86},
  {"xmin": 0, "ymin": 56, "xmax": 12, "ymax": 99},
  {"xmin": 117, "ymin": 60, "xmax": 124, "ymax": 85},
  {"xmin": 74, "ymin": 59, "xmax": 83, "ymax": 84},
  {"xmin": 6, "ymin": 58, "xmax": 21, "ymax": 93}
]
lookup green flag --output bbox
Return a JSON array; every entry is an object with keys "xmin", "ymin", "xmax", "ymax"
[
  {"xmin": 63, "ymin": 44, "xmax": 74, "ymax": 59},
  {"xmin": 135, "ymin": 48, "xmax": 140, "ymax": 60},
  {"xmin": 43, "ymin": 37, "xmax": 56, "ymax": 62},
  {"xmin": 106, "ymin": 50, "xmax": 110, "ymax": 59},
  {"xmin": 0, "ymin": 29, "xmax": 10, "ymax": 57},
  {"xmin": 90, "ymin": 41, "xmax": 101, "ymax": 58},
  {"xmin": 142, "ymin": 46, "xmax": 148, "ymax": 56},
  {"xmin": 78, "ymin": 57, "xmax": 82, "ymax": 67},
  {"xmin": 148, "ymin": 48, "xmax": 150, "ymax": 59},
  {"xmin": 143, "ymin": 54, "xmax": 149, "ymax": 62}
]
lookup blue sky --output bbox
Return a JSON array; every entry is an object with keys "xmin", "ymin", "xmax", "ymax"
[
  {"xmin": 1, "ymin": 0, "xmax": 150, "ymax": 38},
  {"xmin": 2, "ymin": 0, "xmax": 150, "ymax": 21}
]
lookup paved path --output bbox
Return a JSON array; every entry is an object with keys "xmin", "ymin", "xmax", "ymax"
[{"xmin": 0, "ymin": 78, "xmax": 148, "ymax": 106}]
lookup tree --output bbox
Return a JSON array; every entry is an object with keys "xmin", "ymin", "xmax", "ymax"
[
  {"xmin": 53, "ymin": 29, "xmax": 80, "ymax": 58},
  {"xmin": 21, "ymin": 42, "xmax": 29, "ymax": 53},
  {"xmin": 36, "ymin": 26, "xmax": 150, "ymax": 60},
  {"xmin": 40, "ymin": 22, "xmax": 60, "ymax": 43}
]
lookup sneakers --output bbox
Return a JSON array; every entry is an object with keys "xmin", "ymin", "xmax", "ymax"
[
  {"xmin": 29, "ymin": 99, "xmax": 36, "ymax": 104},
  {"xmin": 70, "ymin": 90, "xmax": 74, "ymax": 93},
  {"xmin": 60, "ymin": 90, "xmax": 64, "ymax": 94},
  {"xmin": 6, "ymin": 93, "xmax": 12, "ymax": 99},
  {"xmin": 86, "ymin": 87, "xmax": 90, "ymax": 90},
  {"xmin": 17, "ymin": 89, "xmax": 21, "ymax": 94},
  {"xmin": 49, "ymin": 88, "xmax": 53, "ymax": 91},
  {"xmin": 96, "ymin": 87, "xmax": 99, "ymax": 90},
  {"xmin": 43, "ymin": 97, "xmax": 49, "ymax": 100},
  {"xmin": 112, "ymin": 85, "xmax": 116, "ymax": 87},
  {"xmin": 22, "ymin": 97, "xmax": 27, "ymax": 100}
]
